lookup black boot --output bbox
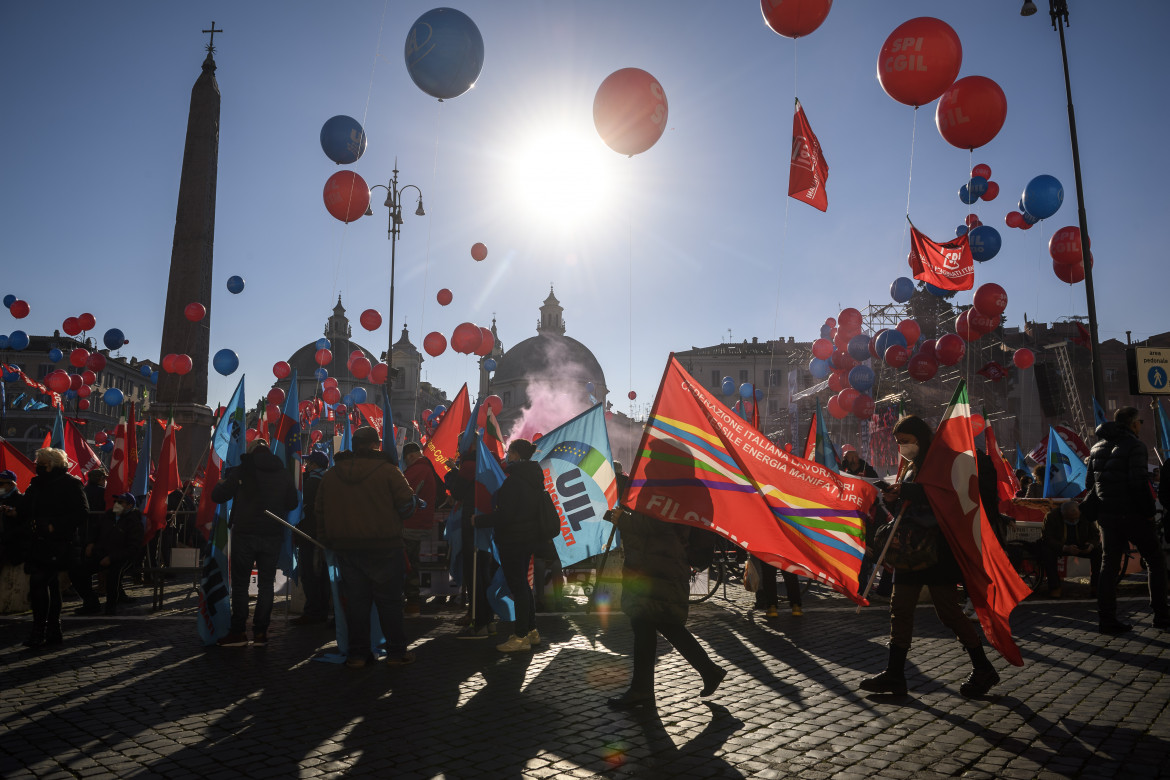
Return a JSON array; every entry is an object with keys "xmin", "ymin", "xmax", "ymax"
[
  {"xmin": 76, "ymin": 598, "xmax": 102, "ymax": 615},
  {"xmin": 860, "ymin": 644, "xmax": 908, "ymax": 695},
  {"xmin": 959, "ymin": 645, "xmax": 999, "ymax": 698},
  {"xmin": 23, "ymin": 622, "xmax": 46, "ymax": 648},
  {"xmin": 44, "ymin": 620, "xmax": 64, "ymax": 646},
  {"xmin": 607, "ymin": 688, "xmax": 655, "ymax": 710}
]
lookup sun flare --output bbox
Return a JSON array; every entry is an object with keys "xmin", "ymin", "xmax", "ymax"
[{"xmin": 506, "ymin": 126, "xmax": 614, "ymax": 230}]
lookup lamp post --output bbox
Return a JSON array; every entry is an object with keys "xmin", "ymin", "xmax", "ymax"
[
  {"xmin": 1022, "ymin": 0, "xmax": 1105, "ymax": 404},
  {"xmin": 367, "ymin": 163, "xmax": 424, "ymax": 402}
]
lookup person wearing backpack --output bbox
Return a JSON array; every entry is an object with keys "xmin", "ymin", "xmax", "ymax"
[{"xmin": 474, "ymin": 438, "xmax": 544, "ymax": 652}]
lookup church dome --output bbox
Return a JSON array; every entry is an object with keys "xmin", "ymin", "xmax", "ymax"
[{"xmin": 491, "ymin": 333, "xmax": 605, "ymax": 388}]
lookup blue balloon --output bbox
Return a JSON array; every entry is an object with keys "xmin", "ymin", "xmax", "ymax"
[
  {"xmin": 967, "ymin": 175, "xmax": 988, "ymax": 198},
  {"xmin": 103, "ymin": 328, "xmax": 125, "ymax": 351},
  {"xmin": 848, "ymin": 365, "xmax": 875, "ymax": 393},
  {"xmin": 320, "ymin": 115, "xmax": 367, "ymax": 165},
  {"xmin": 809, "ymin": 358, "xmax": 831, "ymax": 380},
  {"xmin": 213, "ymin": 348, "xmax": 239, "ymax": 376},
  {"xmin": 100, "ymin": 441, "xmax": 115, "ymax": 453},
  {"xmin": 958, "ymin": 184, "xmax": 979, "ymax": 205},
  {"xmin": 585, "ymin": 381, "xmax": 595, "ymax": 394},
  {"xmin": 1021, "ymin": 210, "xmax": 1039, "ymax": 225},
  {"xmin": 48, "ymin": 348, "xmax": 63, "ymax": 362},
  {"xmin": 875, "ymin": 329, "xmax": 908, "ymax": 358},
  {"xmin": 405, "ymin": 8, "xmax": 485, "ymax": 100},
  {"xmin": 890, "ymin": 277, "xmax": 915, "ymax": 303},
  {"xmin": 754, "ymin": 388, "xmax": 764, "ymax": 402},
  {"xmin": 433, "ymin": 404, "xmax": 447, "ymax": 417},
  {"xmin": 8, "ymin": 330, "xmax": 28, "ymax": 351},
  {"xmin": 226, "ymin": 275, "xmax": 245, "ymax": 294},
  {"xmin": 2, "ymin": 294, "xmax": 14, "ymax": 308},
  {"xmin": 64, "ymin": 389, "xmax": 77, "ymax": 400},
  {"xmin": 968, "ymin": 225, "xmax": 1002, "ymax": 262},
  {"xmin": 819, "ymin": 323, "xmax": 833, "ymax": 340},
  {"xmin": 925, "ymin": 283, "xmax": 954, "ymax": 298},
  {"xmin": 722, "ymin": 377, "xmax": 736, "ymax": 395},
  {"xmin": 955, "ymin": 225, "xmax": 969, "ymax": 237},
  {"xmin": 484, "ymin": 358, "xmax": 497, "ymax": 372},
  {"xmin": 739, "ymin": 382, "xmax": 753, "ymax": 399},
  {"xmin": 314, "ymin": 367, "xmax": 329, "ymax": 381},
  {"xmin": 342, "ymin": 394, "xmax": 353, "ymax": 406},
  {"xmin": 103, "ymin": 387, "xmax": 125, "ymax": 407},
  {"xmin": 1022, "ymin": 174, "xmax": 1064, "ymax": 220},
  {"xmin": 150, "ymin": 371, "xmax": 158, "ymax": 385},
  {"xmin": 0, "ymin": 336, "xmax": 7, "ymax": 350},
  {"xmin": 2, "ymin": 367, "xmax": 18, "ymax": 382},
  {"xmin": 316, "ymin": 337, "xmax": 331, "ymax": 350},
  {"xmin": 351, "ymin": 387, "xmax": 367, "ymax": 404},
  {"xmin": 847, "ymin": 333, "xmax": 871, "ymax": 362},
  {"xmin": 140, "ymin": 364, "xmax": 152, "ymax": 377}
]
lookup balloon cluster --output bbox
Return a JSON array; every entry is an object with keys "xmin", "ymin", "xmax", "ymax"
[
  {"xmin": 426, "ymin": 323, "xmax": 494, "ymax": 358},
  {"xmin": 1005, "ymin": 174, "xmax": 1064, "ymax": 232},
  {"xmin": 957, "ymin": 163, "xmax": 1000, "ymax": 207},
  {"xmin": 808, "ymin": 307, "xmax": 881, "ymax": 420},
  {"xmin": 1048, "ymin": 226, "xmax": 1092, "ymax": 284},
  {"xmin": 4, "ymin": 296, "xmax": 30, "ymax": 319},
  {"xmin": 161, "ymin": 353, "xmax": 194, "ymax": 376},
  {"xmin": 62, "ymin": 313, "xmax": 97, "ymax": 336}
]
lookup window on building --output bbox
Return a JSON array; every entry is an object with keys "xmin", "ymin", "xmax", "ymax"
[
  {"xmin": 739, "ymin": 369, "xmax": 749, "ymax": 383},
  {"xmin": 1107, "ymin": 398, "xmax": 1118, "ymax": 412},
  {"xmin": 765, "ymin": 369, "xmax": 783, "ymax": 387},
  {"xmin": 768, "ymin": 399, "xmax": 780, "ymax": 414},
  {"xmin": 502, "ymin": 392, "xmax": 511, "ymax": 408},
  {"xmin": 711, "ymin": 370, "xmax": 720, "ymax": 388},
  {"xmin": 1104, "ymin": 367, "xmax": 1118, "ymax": 384}
]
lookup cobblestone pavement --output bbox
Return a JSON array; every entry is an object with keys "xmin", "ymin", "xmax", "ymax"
[{"xmin": 2, "ymin": 579, "xmax": 1168, "ymax": 779}]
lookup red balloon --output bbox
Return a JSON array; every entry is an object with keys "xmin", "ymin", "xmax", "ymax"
[
  {"xmin": 359, "ymin": 309, "xmax": 382, "ymax": 331},
  {"xmin": 838, "ymin": 388, "xmax": 860, "ymax": 412},
  {"xmin": 315, "ymin": 348, "xmax": 333, "ymax": 366},
  {"xmin": 174, "ymin": 354, "xmax": 193, "ymax": 375},
  {"xmin": 184, "ymin": 302, "xmax": 207, "ymax": 322},
  {"xmin": 485, "ymin": 395, "xmax": 503, "ymax": 416},
  {"xmin": 475, "ymin": 327, "xmax": 495, "ymax": 357},
  {"xmin": 273, "ymin": 361, "xmax": 291, "ymax": 379},
  {"xmin": 1013, "ymin": 348, "xmax": 1035, "ymax": 369},
  {"xmin": 884, "ymin": 344, "xmax": 910, "ymax": 368},
  {"xmin": 350, "ymin": 356, "xmax": 372, "ymax": 379},
  {"xmin": 70, "ymin": 348, "xmax": 89, "ymax": 368},
  {"xmin": 964, "ymin": 213, "xmax": 981, "ymax": 228},
  {"xmin": 824, "ymin": 317, "xmax": 836, "ymax": 328},
  {"xmin": 423, "ymin": 332, "xmax": 447, "ymax": 358},
  {"xmin": 812, "ymin": 338, "xmax": 833, "ymax": 360},
  {"xmin": 436, "ymin": 288, "xmax": 453, "ymax": 306},
  {"xmin": 896, "ymin": 319, "xmax": 921, "ymax": 347},
  {"xmin": 971, "ymin": 164, "xmax": 992, "ymax": 180},
  {"xmin": 451, "ymin": 322, "xmax": 482, "ymax": 354},
  {"xmin": 78, "ymin": 313, "xmax": 96, "ymax": 331},
  {"xmin": 323, "ymin": 387, "xmax": 342, "ymax": 405},
  {"xmin": 533, "ymin": 432, "xmax": 543, "ymax": 441},
  {"xmin": 760, "ymin": 0, "xmax": 832, "ymax": 39},
  {"xmin": 78, "ymin": 399, "xmax": 90, "ymax": 411},
  {"xmin": 628, "ymin": 390, "xmax": 637, "ymax": 401},
  {"xmin": 267, "ymin": 387, "xmax": 286, "ymax": 406},
  {"xmin": 955, "ymin": 310, "xmax": 979, "ymax": 342},
  {"xmin": 162, "ymin": 353, "xmax": 178, "ymax": 373},
  {"xmin": 78, "ymin": 384, "xmax": 92, "ymax": 398},
  {"xmin": 1005, "ymin": 211, "xmax": 1024, "ymax": 228},
  {"xmin": 853, "ymin": 393, "xmax": 876, "ymax": 420},
  {"xmin": 323, "ymin": 377, "xmax": 339, "ymax": 389},
  {"xmin": 981, "ymin": 181, "xmax": 1000, "ymax": 201},
  {"xmin": 593, "ymin": 68, "xmax": 668, "ymax": 157},
  {"xmin": 335, "ymin": 404, "xmax": 347, "ymax": 416},
  {"xmin": 828, "ymin": 370, "xmax": 849, "ymax": 393},
  {"xmin": 471, "ymin": 243, "xmax": 488, "ymax": 262},
  {"xmin": 46, "ymin": 370, "xmax": 71, "ymax": 394},
  {"xmin": 311, "ymin": 430, "xmax": 323, "ymax": 443},
  {"xmin": 877, "ymin": 17, "xmax": 962, "ymax": 107},
  {"xmin": 968, "ymin": 308, "xmax": 999, "ymax": 335},
  {"xmin": 1053, "ymin": 257, "xmax": 1087, "ymax": 284},
  {"xmin": 69, "ymin": 373, "xmax": 83, "ymax": 391},
  {"xmin": 827, "ymin": 395, "xmax": 848, "ymax": 419},
  {"xmin": 86, "ymin": 352, "xmax": 107, "ymax": 372},
  {"xmin": 323, "ymin": 171, "xmax": 370, "ymax": 223},
  {"xmin": 9, "ymin": 300, "xmax": 29, "ymax": 318},
  {"xmin": 349, "ymin": 350, "xmax": 365, "ymax": 362},
  {"xmin": 973, "ymin": 282, "xmax": 1008, "ymax": 319},
  {"xmin": 917, "ymin": 339, "xmax": 936, "ymax": 361},
  {"xmin": 831, "ymin": 350, "xmax": 856, "ymax": 372},
  {"xmin": 1019, "ymin": 219, "xmax": 1034, "ymax": 231},
  {"xmin": 63, "ymin": 317, "xmax": 81, "ymax": 336},
  {"xmin": 1049, "ymin": 226, "xmax": 1089, "ymax": 265},
  {"xmin": 907, "ymin": 353, "xmax": 938, "ymax": 382},
  {"xmin": 245, "ymin": 429, "xmax": 259, "ymax": 443},
  {"xmin": 370, "ymin": 363, "xmax": 389, "ymax": 384},
  {"xmin": 936, "ymin": 76, "xmax": 1007, "ymax": 150},
  {"xmin": 837, "ymin": 307, "xmax": 862, "ymax": 333},
  {"xmin": 970, "ymin": 413, "xmax": 986, "ymax": 437},
  {"xmin": 935, "ymin": 333, "xmax": 966, "ymax": 366}
]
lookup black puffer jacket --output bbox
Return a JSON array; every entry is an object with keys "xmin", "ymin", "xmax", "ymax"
[
  {"xmin": 1086, "ymin": 421, "xmax": 1155, "ymax": 519},
  {"xmin": 211, "ymin": 447, "xmax": 299, "ymax": 537},
  {"xmin": 20, "ymin": 467, "xmax": 89, "ymax": 571},
  {"xmin": 475, "ymin": 459, "xmax": 543, "ymax": 548},
  {"xmin": 617, "ymin": 510, "xmax": 692, "ymax": 625}
]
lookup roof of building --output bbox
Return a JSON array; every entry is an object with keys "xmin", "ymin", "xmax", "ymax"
[{"xmin": 490, "ymin": 332, "xmax": 605, "ymax": 387}]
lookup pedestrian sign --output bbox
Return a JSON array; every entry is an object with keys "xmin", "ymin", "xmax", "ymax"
[{"xmin": 1127, "ymin": 347, "xmax": 1170, "ymax": 395}]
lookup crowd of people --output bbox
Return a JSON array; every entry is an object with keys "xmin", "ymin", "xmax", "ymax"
[{"xmin": 4, "ymin": 403, "xmax": 1167, "ymax": 710}]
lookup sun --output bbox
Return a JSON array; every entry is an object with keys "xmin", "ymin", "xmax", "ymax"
[{"xmin": 506, "ymin": 125, "xmax": 615, "ymax": 230}]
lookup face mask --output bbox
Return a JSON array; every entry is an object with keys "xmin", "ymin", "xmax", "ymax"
[
  {"xmin": 112, "ymin": 506, "xmax": 125, "ymax": 515},
  {"xmin": 898, "ymin": 443, "xmax": 919, "ymax": 462},
  {"xmin": 0, "ymin": 486, "xmax": 12, "ymax": 497}
]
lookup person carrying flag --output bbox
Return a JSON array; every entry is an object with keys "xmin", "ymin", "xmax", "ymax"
[{"xmin": 860, "ymin": 416, "xmax": 1000, "ymax": 699}]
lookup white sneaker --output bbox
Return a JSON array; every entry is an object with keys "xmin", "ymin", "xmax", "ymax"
[
  {"xmin": 525, "ymin": 629, "xmax": 540, "ymax": 646},
  {"xmin": 496, "ymin": 634, "xmax": 532, "ymax": 652}
]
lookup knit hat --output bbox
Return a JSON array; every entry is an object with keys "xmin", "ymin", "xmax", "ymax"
[
  {"xmin": 0, "ymin": 470, "xmax": 16, "ymax": 484},
  {"xmin": 352, "ymin": 426, "xmax": 380, "ymax": 447},
  {"xmin": 306, "ymin": 451, "xmax": 329, "ymax": 469},
  {"xmin": 113, "ymin": 492, "xmax": 136, "ymax": 505},
  {"xmin": 402, "ymin": 442, "xmax": 422, "ymax": 456}
]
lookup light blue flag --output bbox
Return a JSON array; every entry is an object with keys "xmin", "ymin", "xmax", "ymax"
[
  {"xmin": 531, "ymin": 404, "xmax": 618, "ymax": 567},
  {"xmin": 340, "ymin": 407, "xmax": 352, "ymax": 453},
  {"xmin": 1015, "ymin": 443, "xmax": 1028, "ymax": 473},
  {"xmin": 50, "ymin": 407, "xmax": 65, "ymax": 449},
  {"xmin": 131, "ymin": 413, "xmax": 152, "ymax": 497},
  {"xmin": 1155, "ymin": 399, "xmax": 1170, "ymax": 457},
  {"xmin": 197, "ymin": 376, "xmax": 245, "ymax": 646},
  {"xmin": 314, "ymin": 550, "xmax": 385, "ymax": 664},
  {"xmin": 272, "ymin": 371, "xmax": 301, "ymax": 577},
  {"xmin": 1092, "ymin": 397, "xmax": 1107, "ymax": 429},
  {"xmin": 1043, "ymin": 427, "xmax": 1088, "ymax": 499},
  {"xmin": 813, "ymin": 398, "xmax": 840, "ymax": 474},
  {"xmin": 474, "ymin": 433, "xmax": 514, "ymax": 622},
  {"xmin": 459, "ymin": 393, "xmax": 487, "ymax": 455}
]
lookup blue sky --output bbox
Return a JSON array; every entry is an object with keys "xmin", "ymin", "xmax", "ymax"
[{"xmin": 2, "ymin": 1, "xmax": 1166, "ymax": 415}]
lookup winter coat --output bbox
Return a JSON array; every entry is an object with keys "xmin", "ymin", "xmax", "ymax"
[
  {"xmin": 88, "ymin": 508, "xmax": 145, "ymax": 563},
  {"xmin": 85, "ymin": 482, "xmax": 108, "ymax": 513},
  {"xmin": 1086, "ymin": 421, "xmax": 1155, "ymax": 519},
  {"xmin": 617, "ymin": 510, "xmax": 692, "ymax": 625},
  {"xmin": 843, "ymin": 458, "xmax": 880, "ymax": 480},
  {"xmin": 402, "ymin": 457, "xmax": 438, "ymax": 530},
  {"xmin": 210, "ymin": 447, "xmax": 299, "ymax": 538},
  {"xmin": 298, "ymin": 468, "xmax": 324, "ymax": 539},
  {"xmin": 20, "ymin": 467, "xmax": 89, "ymax": 571},
  {"xmin": 1041, "ymin": 507, "xmax": 1098, "ymax": 554},
  {"xmin": 475, "ymin": 459, "xmax": 543, "ymax": 548},
  {"xmin": 1, "ymin": 486, "xmax": 25, "ymax": 566},
  {"xmin": 883, "ymin": 479, "xmax": 963, "ymax": 587},
  {"xmin": 315, "ymin": 450, "xmax": 415, "ymax": 552}
]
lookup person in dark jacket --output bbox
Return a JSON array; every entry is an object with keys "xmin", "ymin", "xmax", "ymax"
[
  {"xmin": 210, "ymin": 438, "xmax": 299, "ymax": 647},
  {"xmin": 840, "ymin": 446, "xmax": 879, "ymax": 480},
  {"xmin": 1040, "ymin": 500, "xmax": 1100, "ymax": 598},
  {"xmin": 860, "ymin": 416, "xmax": 1000, "ymax": 699},
  {"xmin": 71, "ymin": 492, "xmax": 144, "ymax": 615},
  {"xmin": 1086, "ymin": 407, "xmax": 1169, "ymax": 633},
  {"xmin": 84, "ymin": 468, "xmax": 108, "ymax": 513},
  {"xmin": 20, "ymin": 448, "xmax": 89, "ymax": 648},
  {"xmin": 402, "ymin": 442, "xmax": 439, "ymax": 616},
  {"xmin": 0, "ymin": 470, "xmax": 24, "ymax": 568},
  {"xmin": 291, "ymin": 451, "xmax": 330, "ymax": 625},
  {"xmin": 475, "ymin": 438, "xmax": 544, "ymax": 652},
  {"xmin": 315, "ymin": 426, "xmax": 419, "ymax": 667},
  {"xmin": 445, "ymin": 448, "xmax": 496, "ymax": 637}
]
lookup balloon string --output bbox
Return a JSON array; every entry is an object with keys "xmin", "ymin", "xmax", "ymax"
[
  {"xmin": 628, "ymin": 209, "xmax": 633, "ymax": 418},
  {"xmin": 415, "ymin": 100, "xmax": 443, "ymax": 428},
  {"xmin": 900, "ymin": 109, "xmax": 917, "ymax": 258}
]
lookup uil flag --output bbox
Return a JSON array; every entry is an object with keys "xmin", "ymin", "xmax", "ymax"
[
  {"xmin": 532, "ymin": 404, "xmax": 619, "ymax": 567},
  {"xmin": 977, "ymin": 362, "xmax": 1008, "ymax": 382},
  {"xmin": 424, "ymin": 384, "xmax": 470, "ymax": 477},
  {"xmin": 916, "ymin": 381, "xmax": 1031, "ymax": 666},
  {"xmin": 789, "ymin": 98, "xmax": 829, "ymax": 212},
  {"xmin": 1042, "ymin": 426, "xmax": 1087, "ymax": 499},
  {"xmin": 908, "ymin": 222, "xmax": 974, "ymax": 291}
]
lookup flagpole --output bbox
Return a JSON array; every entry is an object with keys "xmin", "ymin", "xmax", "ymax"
[
  {"xmin": 264, "ymin": 509, "xmax": 326, "ymax": 550},
  {"xmin": 856, "ymin": 458, "xmax": 910, "ymax": 613}
]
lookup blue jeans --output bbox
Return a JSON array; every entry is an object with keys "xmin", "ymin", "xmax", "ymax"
[
  {"xmin": 339, "ymin": 549, "xmax": 407, "ymax": 656},
  {"xmin": 230, "ymin": 533, "xmax": 281, "ymax": 634}
]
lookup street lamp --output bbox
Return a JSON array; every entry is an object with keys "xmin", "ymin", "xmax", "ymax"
[
  {"xmin": 367, "ymin": 163, "xmax": 424, "ymax": 400},
  {"xmin": 1023, "ymin": 0, "xmax": 1105, "ymax": 404}
]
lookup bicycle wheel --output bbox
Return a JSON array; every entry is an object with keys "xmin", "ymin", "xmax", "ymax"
[{"xmin": 688, "ymin": 559, "xmax": 723, "ymax": 604}]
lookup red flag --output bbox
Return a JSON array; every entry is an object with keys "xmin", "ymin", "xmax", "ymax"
[
  {"xmin": 976, "ymin": 361, "xmax": 1007, "ymax": 382},
  {"xmin": 105, "ymin": 404, "xmax": 138, "ymax": 508},
  {"xmin": 983, "ymin": 421, "xmax": 1021, "ymax": 513},
  {"xmin": 62, "ymin": 420, "xmax": 102, "ymax": 479},
  {"xmin": 144, "ymin": 417, "xmax": 180, "ymax": 543},
  {"xmin": 916, "ymin": 382, "xmax": 1031, "ymax": 666},
  {"xmin": 356, "ymin": 403, "xmax": 384, "ymax": 437},
  {"xmin": 789, "ymin": 98, "xmax": 829, "ymax": 211},
  {"xmin": 483, "ymin": 406, "xmax": 506, "ymax": 461},
  {"xmin": 908, "ymin": 223, "xmax": 974, "ymax": 291},
  {"xmin": 194, "ymin": 453, "xmax": 220, "ymax": 541},
  {"xmin": 1072, "ymin": 322, "xmax": 1091, "ymax": 349},
  {"xmin": 423, "ymin": 384, "xmax": 471, "ymax": 477},
  {"xmin": 0, "ymin": 437, "xmax": 36, "ymax": 490},
  {"xmin": 802, "ymin": 412, "xmax": 817, "ymax": 461}
]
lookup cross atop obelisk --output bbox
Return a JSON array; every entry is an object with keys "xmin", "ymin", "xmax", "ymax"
[{"xmin": 202, "ymin": 21, "xmax": 223, "ymax": 54}]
